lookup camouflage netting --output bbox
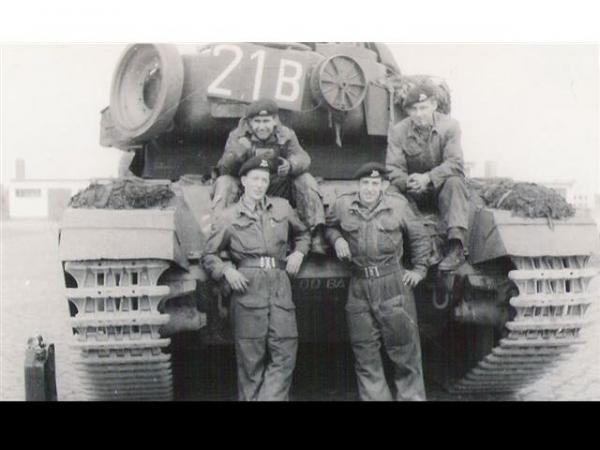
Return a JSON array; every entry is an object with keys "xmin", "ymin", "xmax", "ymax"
[
  {"xmin": 70, "ymin": 179, "xmax": 175, "ymax": 209},
  {"xmin": 467, "ymin": 178, "xmax": 576, "ymax": 220}
]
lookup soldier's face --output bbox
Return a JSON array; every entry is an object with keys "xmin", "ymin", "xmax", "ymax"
[
  {"xmin": 407, "ymin": 99, "xmax": 437, "ymax": 127},
  {"xmin": 241, "ymin": 169, "xmax": 270, "ymax": 201},
  {"xmin": 358, "ymin": 177, "xmax": 383, "ymax": 206},
  {"xmin": 249, "ymin": 115, "xmax": 276, "ymax": 140}
]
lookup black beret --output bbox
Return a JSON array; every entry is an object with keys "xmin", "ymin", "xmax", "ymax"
[
  {"xmin": 353, "ymin": 162, "xmax": 390, "ymax": 180},
  {"xmin": 404, "ymin": 82, "xmax": 438, "ymax": 109},
  {"xmin": 238, "ymin": 156, "xmax": 275, "ymax": 177},
  {"xmin": 246, "ymin": 98, "xmax": 279, "ymax": 118}
]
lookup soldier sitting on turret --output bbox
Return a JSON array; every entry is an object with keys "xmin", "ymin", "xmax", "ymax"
[
  {"xmin": 386, "ymin": 82, "xmax": 469, "ymax": 271},
  {"xmin": 211, "ymin": 98, "xmax": 326, "ymax": 253}
]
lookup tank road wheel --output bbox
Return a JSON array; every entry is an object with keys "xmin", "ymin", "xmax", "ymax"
[
  {"xmin": 450, "ymin": 255, "xmax": 598, "ymax": 394},
  {"xmin": 64, "ymin": 259, "xmax": 176, "ymax": 401},
  {"xmin": 110, "ymin": 44, "xmax": 184, "ymax": 142},
  {"xmin": 310, "ymin": 55, "xmax": 368, "ymax": 112}
]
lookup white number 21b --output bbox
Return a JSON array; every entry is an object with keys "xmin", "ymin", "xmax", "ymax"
[{"xmin": 207, "ymin": 44, "xmax": 302, "ymax": 103}]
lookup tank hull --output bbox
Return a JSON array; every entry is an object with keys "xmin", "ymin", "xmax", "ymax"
[{"xmin": 59, "ymin": 179, "xmax": 600, "ymax": 397}]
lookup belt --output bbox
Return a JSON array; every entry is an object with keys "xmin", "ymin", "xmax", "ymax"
[
  {"xmin": 352, "ymin": 262, "xmax": 402, "ymax": 279},
  {"xmin": 238, "ymin": 256, "xmax": 286, "ymax": 270}
]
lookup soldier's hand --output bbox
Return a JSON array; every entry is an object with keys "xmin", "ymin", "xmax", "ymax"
[
  {"xmin": 402, "ymin": 270, "xmax": 424, "ymax": 288},
  {"xmin": 277, "ymin": 157, "xmax": 291, "ymax": 177},
  {"xmin": 285, "ymin": 251, "xmax": 305, "ymax": 277},
  {"xmin": 238, "ymin": 137, "xmax": 252, "ymax": 150},
  {"xmin": 223, "ymin": 267, "xmax": 249, "ymax": 293},
  {"xmin": 407, "ymin": 176, "xmax": 420, "ymax": 193},
  {"xmin": 407, "ymin": 173, "xmax": 430, "ymax": 194},
  {"xmin": 334, "ymin": 238, "xmax": 352, "ymax": 261}
]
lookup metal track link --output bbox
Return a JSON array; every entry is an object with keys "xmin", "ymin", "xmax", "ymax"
[
  {"xmin": 65, "ymin": 259, "xmax": 175, "ymax": 401},
  {"xmin": 451, "ymin": 255, "xmax": 598, "ymax": 395}
]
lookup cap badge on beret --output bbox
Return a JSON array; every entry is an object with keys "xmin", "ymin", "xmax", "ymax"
[
  {"xmin": 371, "ymin": 170, "xmax": 380, "ymax": 177},
  {"xmin": 260, "ymin": 159, "xmax": 269, "ymax": 168}
]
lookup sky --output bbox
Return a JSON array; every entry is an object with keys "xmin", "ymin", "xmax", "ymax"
[{"xmin": 1, "ymin": 43, "xmax": 598, "ymax": 194}]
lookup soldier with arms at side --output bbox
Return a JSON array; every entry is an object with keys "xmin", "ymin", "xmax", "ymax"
[
  {"xmin": 203, "ymin": 156, "xmax": 310, "ymax": 401},
  {"xmin": 386, "ymin": 82, "xmax": 469, "ymax": 271},
  {"xmin": 325, "ymin": 162, "xmax": 430, "ymax": 401}
]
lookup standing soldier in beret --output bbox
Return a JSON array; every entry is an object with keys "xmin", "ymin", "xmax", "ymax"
[
  {"xmin": 386, "ymin": 82, "xmax": 469, "ymax": 271},
  {"xmin": 203, "ymin": 156, "xmax": 311, "ymax": 401},
  {"xmin": 211, "ymin": 98, "xmax": 326, "ymax": 253},
  {"xmin": 324, "ymin": 162, "xmax": 430, "ymax": 401}
]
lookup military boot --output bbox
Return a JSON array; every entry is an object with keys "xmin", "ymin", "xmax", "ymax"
[{"xmin": 438, "ymin": 239, "xmax": 466, "ymax": 271}]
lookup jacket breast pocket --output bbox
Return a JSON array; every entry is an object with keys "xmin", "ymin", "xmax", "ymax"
[
  {"xmin": 231, "ymin": 220, "xmax": 260, "ymax": 253},
  {"xmin": 269, "ymin": 213, "xmax": 289, "ymax": 245},
  {"xmin": 376, "ymin": 217, "xmax": 402, "ymax": 254},
  {"xmin": 403, "ymin": 140, "xmax": 424, "ymax": 158},
  {"xmin": 341, "ymin": 218, "xmax": 360, "ymax": 244},
  {"xmin": 341, "ymin": 217, "xmax": 360, "ymax": 233}
]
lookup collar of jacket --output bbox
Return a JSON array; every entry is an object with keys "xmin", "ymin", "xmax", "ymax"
[
  {"xmin": 349, "ymin": 192, "xmax": 391, "ymax": 218},
  {"xmin": 237, "ymin": 117, "xmax": 288, "ymax": 146},
  {"xmin": 408, "ymin": 111, "xmax": 443, "ymax": 139},
  {"xmin": 236, "ymin": 195, "xmax": 273, "ymax": 219}
]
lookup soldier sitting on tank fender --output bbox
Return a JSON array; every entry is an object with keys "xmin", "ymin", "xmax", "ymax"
[
  {"xmin": 386, "ymin": 82, "xmax": 469, "ymax": 271},
  {"xmin": 211, "ymin": 98, "xmax": 326, "ymax": 253},
  {"xmin": 203, "ymin": 156, "xmax": 310, "ymax": 401},
  {"xmin": 324, "ymin": 162, "xmax": 430, "ymax": 401}
]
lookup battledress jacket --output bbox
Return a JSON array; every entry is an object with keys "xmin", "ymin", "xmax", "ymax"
[
  {"xmin": 217, "ymin": 119, "xmax": 311, "ymax": 177},
  {"xmin": 324, "ymin": 192, "xmax": 430, "ymax": 279},
  {"xmin": 202, "ymin": 196, "xmax": 311, "ymax": 308},
  {"xmin": 386, "ymin": 112, "xmax": 465, "ymax": 192}
]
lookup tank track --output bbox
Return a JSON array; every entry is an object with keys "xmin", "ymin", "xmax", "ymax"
[
  {"xmin": 65, "ymin": 259, "xmax": 176, "ymax": 401},
  {"xmin": 450, "ymin": 255, "xmax": 598, "ymax": 394}
]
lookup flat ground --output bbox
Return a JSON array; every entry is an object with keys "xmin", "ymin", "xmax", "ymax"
[{"xmin": 1, "ymin": 220, "xmax": 599, "ymax": 401}]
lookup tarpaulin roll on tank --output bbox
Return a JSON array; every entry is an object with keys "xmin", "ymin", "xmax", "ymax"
[
  {"xmin": 467, "ymin": 178, "xmax": 576, "ymax": 221},
  {"xmin": 69, "ymin": 179, "xmax": 175, "ymax": 210}
]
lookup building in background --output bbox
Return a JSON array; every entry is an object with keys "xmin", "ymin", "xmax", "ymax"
[
  {"xmin": 0, "ymin": 183, "xmax": 9, "ymax": 220},
  {"xmin": 464, "ymin": 161, "xmax": 475, "ymax": 178},
  {"xmin": 538, "ymin": 180, "xmax": 575, "ymax": 203},
  {"xmin": 538, "ymin": 180, "xmax": 595, "ymax": 211},
  {"xmin": 593, "ymin": 195, "xmax": 600, "ymax": 231},
  {"xmin": 484, "ymin": 161, "xmax": 497, "ymax": 178},
  {"xmin": 7, "ymin": 159, "xmax": 89, "ymax": 221}
]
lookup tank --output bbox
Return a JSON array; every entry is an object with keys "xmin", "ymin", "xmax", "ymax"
[{"xmin": 58, "ymin": 43, "xmax": 600, "ymax": 400}]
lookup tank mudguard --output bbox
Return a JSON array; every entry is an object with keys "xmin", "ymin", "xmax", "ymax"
[
  {"xmin": 58, "ymin": 208, "xmax": 189, "ymax": 269},
  {"xmin": 468, "ymin": 208, "xmax": 600, "ymax": 264}
]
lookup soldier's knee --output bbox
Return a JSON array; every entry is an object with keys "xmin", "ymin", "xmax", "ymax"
[
  {"xmin": 292, "ymin": 173, "xmax": 310, "ymax": 188},
  {"xmin": 347, "ymin": 310, "xmax": 375, "ymax": 343},
  {"xmin": 215, "ymin": 174, "xmax": 240, "ymax": 189},
  {"xmin": 293, "ymin": 173, "xmax": 319, "ymax": 191},
  {"xmin": 440, "ymin": 176, "xmax": 467, "ymax": 195},
  {"xmin": 213, "ymin": 175, "xmax": 241, "ymax": 205},
  {"xmin": 442, "ymin": 176, "xmax": 464, "ymax": 189}
]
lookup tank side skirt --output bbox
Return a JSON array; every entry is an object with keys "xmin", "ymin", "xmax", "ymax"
[{"xmin": 449, "ymin": 255, "xmax": 598, "ymax": 394}]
